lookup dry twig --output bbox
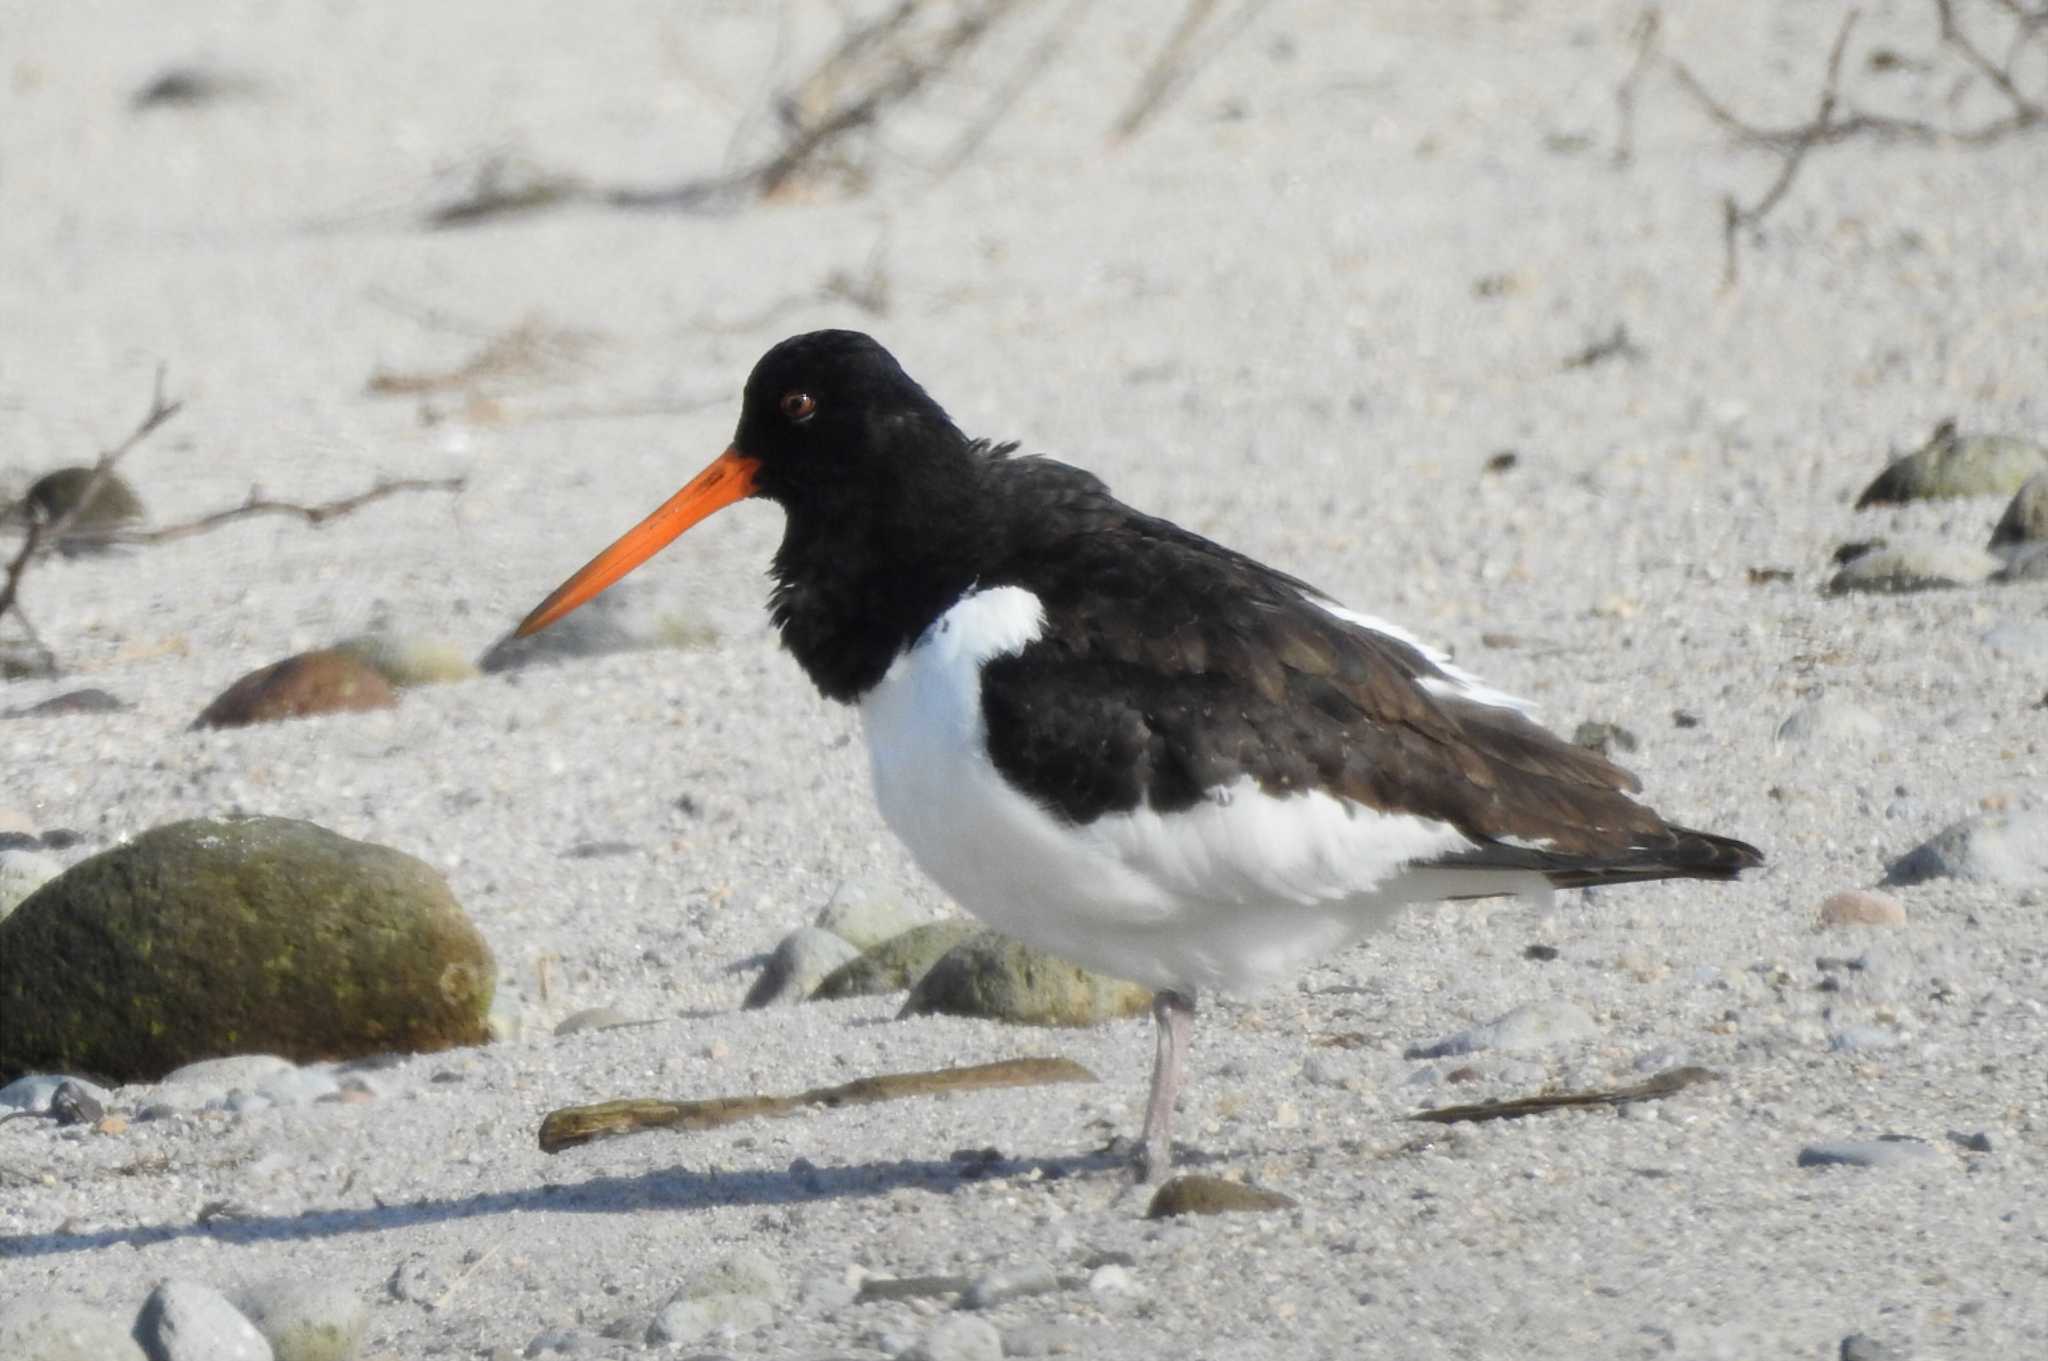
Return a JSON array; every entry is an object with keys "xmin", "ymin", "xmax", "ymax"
[
  {"xmin": 1612, "ymin": 5, "xmax": 1663, "ymax": 166},
  {"xmin": 1111, "ymin": 0, "xmax": 1271, "ymax": 141},
  {"xmin": 70, "ymin": 476, "xmax": 467, "ymax": 548}
]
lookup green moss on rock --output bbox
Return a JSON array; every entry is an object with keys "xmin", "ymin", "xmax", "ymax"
[{"xmin": 0, "ymin": 816, "xmax": 494, "ymax": 1083}]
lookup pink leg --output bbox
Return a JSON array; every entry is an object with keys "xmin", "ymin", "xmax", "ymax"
[{"xmin": 1137, "ymin": 988, "xmax": 1196, "ymax": 1182}]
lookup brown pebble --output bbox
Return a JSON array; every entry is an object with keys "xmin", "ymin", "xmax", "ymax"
[
  {"xmin": 193, "ymin": 648, "xmax": 398, "ymax": 729},
  {"xmin": 1818, "ymin": 889, "xmax": 1907, "ymax": 928},
  {"xmin": 94, "ymin": 1115, "xmax": 129, "ymax": 1136},
  {"xmin": 1145, "ymin": 1174, "xmax": 1296, "ymax": 1219}
]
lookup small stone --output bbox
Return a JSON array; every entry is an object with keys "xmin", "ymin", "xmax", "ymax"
[
  {"xmin": 1828, "ymin": 1024, "xmax": 1900, "ymax": 1053},
  {"xmin": 813, "ymin": 880, "xmax": 932, "ymax": 951},
  {"xmin": 48, "ymin": 1080, "xmax": 103, "ymax": 1126},
  {"xmin": 743, "ymin": 927, "xmax": 862, "ymax": 1008},
  {"xmin": 962, "ymin": 1262, "xmax": 1058, "ymax": 1310},
  {"xmin": 811, "ymin": 921, "xmax": 977, "ymax": 1001},
  {"xmin": 1883, "ymin": 810, "xmax": 2048, "ymax": 888},
  {"xmin": 1775, "ymin": 696, "xmax": 1884, "ymax": 746},
  {"xmin": 388, "ymin": 1254, "xmax": 451, "ymax": 1305},
  {"xmin": 1989, "ymin": 471, "xmax": 2048, "ymax": 550},
  {"xmin": 193, "ymin": 649, "xmax": 398, "ymax": 728},
  {"xmin": 0, "ymin": 1292, "xmax": 149, "ymax": 1361},
  {"xmin": 231, "ymin": 1276, "xmax": 369, "ymax": 1361},
  {"xmin": 1797, "ymin": 1137, "xmax": 1942, "ymax": 1170},
  {"xmin": 1817, "ymin": 890, "xmax": 1907, "ymax": 928},
  {"xmin": 899, "ymin": 932, "xmax": 1151, "ymax": 1027},
  {"xmin": 1827, "ymin": 541, "xmax": 1999, "ymax": 594},
  {"xmin": 15, "ymin": 466, "xmax": 147, "ymax": 542},
  {"xmin": 137, "ymin": 1279, "xmax": 273, "ymax": 1361},
  {"xmin": 1946, "ymin": 1129, "xmax": 1993, "ymax": 1153},
  {"xmin": 0, "ymin": 1072, "xmax": 112, "ymax": 1114},
  {"xmin": 553, "ymin": 1006, "xmax": 635, "ymax": 1036},
  {"xmin": 1405, "ymin": 999, "xmax": 1597, "ymax": 1059},
  {"xmin": 1571, "ymin": 720, "xmax": 1638, "ymax": 756},
  {"xmin": 2, "ymin": 688, "xmax": 129, "ymax": 718},
  {"xmin": 1146, "ymin": 1174, "xmax": 1297, "ymax": 1218},
  {"xmin": 1855, "ymin": 421, "xmax": 2048, "ymax": 506},
  {"xmin": 255, "ymin": 1066, "xmax": 342, "ymax": 1107},
  {"xmin": 1523, "ymin": 943, "xmax": 1560, "ymax": 962},
  {"xmin": 1840, "ymin": 1331, "xmax": 1904, "ymax": 1361},
  {"xmin": 912, "ymin": 1315, "xmax": 1002, "ymax": 1361}
]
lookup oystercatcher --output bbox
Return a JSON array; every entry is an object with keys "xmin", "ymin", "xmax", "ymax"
[{"xmin": 519, "ymin": 330, "xmax": 1763, "ymax": 1178}]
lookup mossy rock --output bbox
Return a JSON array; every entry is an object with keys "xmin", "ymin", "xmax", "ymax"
[
  {"xmin": 809, "ymin": 920, "xmax": 979, "ymax": 1001},
  {"xmin": 899, "ymin": 931, "xmax": 1152, "ymax": 1028},
  {"xmin": 0, "ymin": 816, "xmax": 494, "ymax": 1083},
  {"xmin": 1856, "ymin": 421, "xmax": 2048, "ymax": 507}
]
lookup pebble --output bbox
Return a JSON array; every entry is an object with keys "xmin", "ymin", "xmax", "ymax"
[
  {"xmin": 1947, "ymin": 1129, "xmax": 1994, "ymax": 1153},
  {"xmin": 1826, "ymin": 541, "xmax": 2000, "ymax": 594},
  {"xmin": 1989, "ymin": 470, "xmax": 2048, "ymax": 549},
  {"xmin": 552, "ymin": 1006, "xmax": 636, "ymax": 1036},
  {"xmin": 1797, "ymin": 1137, "xmax": 1942, "ymax": 1170},
  {"xmin": 1405, "ymin": 999, "xmax": 1597, "ymax": 1059},
  {"xmin": 231, "ymin": 1276, "xmax": 369, "ymax": 1361},
  {"xmin": 0, "ymin": 1073, "xmax": 113, "ymax": 1114},
  {"xmin": 1146, "ymin": 1174, "xmax": 1297, "ymax": 1218},
  {"xmin": 1816, "ymin": 890, "xmax": 1907, "ymax": 928},
  {"xmin": 0, "ymin": 1291, "xmax": 149, "ymax": 1361},
  {"xmin": 1882, "ymin": 809, "xmax": 2048, "ymax": 887},
  {"xmin": 1774, "ymin": 696, "xmax": 1884, "ymax": 747},
  {"xmin": 810, "ymin": 921, "xmax": 978, "ymax": 1000},
  {"xmin": 743, "ymin": 926, "xmax": 863, "ymax": 1007},
  {"xmin": 1, "ymin": 686, "xmax": 131, "ymax": 717},
  {"xmin": 1839, "ymin": 1332, "xmax": 1904, "ymax": 1361},
  {"xmin": 1828, "ymin": 1024, "xmax": 1901, "ymax": 1053},
  {"xmin": 962, "ymin": 1261, "xmax": 1059, "ymax": 1309},
  {"xmin": 910, "ymin": 1315, "xmax": 1002, "ymax": 1361},
  {"xmin": 136, "ymin": 1279, "xmax": 274, "ymax": 1361},
  {"xmin": 899, "ymin": 931, "xmax": 1152, "ymax": 1026},
  {"xmin": 813, "ymin": 879, "xmax": 932, "ymax": 951},
  {"xmin": 1001, "ymin": 1324, "xmax": 1091, "ymax": 1357}
]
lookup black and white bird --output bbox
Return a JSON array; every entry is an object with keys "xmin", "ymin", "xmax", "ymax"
[{"xmin": 518, "ymin": 330, "xmax": 1763, "ymax": 1178}]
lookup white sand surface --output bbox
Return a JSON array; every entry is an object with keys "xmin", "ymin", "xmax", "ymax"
[{"xmin": 3, "ymin": 2, "xmax": 2046, "ymax": 1357}]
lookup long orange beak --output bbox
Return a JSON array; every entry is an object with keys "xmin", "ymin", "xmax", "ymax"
[{"xmin": 516, "ymin": 446, "xmax": 761, "ymax": 637}]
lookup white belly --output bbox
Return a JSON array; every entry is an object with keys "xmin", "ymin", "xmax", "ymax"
[{"xmin": 857, "ymin": 586, "xmax": 1503, "ymax": 995}]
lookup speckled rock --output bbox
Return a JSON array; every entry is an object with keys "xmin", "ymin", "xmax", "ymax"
[
  {"xmin": 230, "ymin": 1276, "xmax": 369, "ymax": 1361},
  {"xmin": 0, "ymin": 815, "xmax": 494, "ymax": 1082},
  {"xmin": 0, "ymin": 1292, "xmax": 148, "ymax": 1361},
  {"xmin": 1855, "ymin": 421, "xmax": 2048, "ymax": 507},
  {"xmin": 1817, "ymin": 890, "xmax": 1906, "ymax": 928},
  {"xmin": 193, "ymin": 649, "xmax": 398, "ymax": 729},
  {"xmin": 1146, "ymin": 1174, "xmax": 1298, "ymax": 1218},
  {"xmin": 743, "ymin": 926, "xmax": 862, "ymax": 1008},
  {"xmin": 333, "ymin": 632, "xmax": 479, "ymax": 688},
  {"xmin": 810, "ymin": 920, "xmax": 980, "ymax": 1000},
  {"xmin": 1882, "ymin": 810, "xmax": 2048, "ymax": 888},
  {"xmin": 899, "ymin": 931, "xmax": 1152, "ymax": 1027},
  {"xmin": 1826, "ymin": 542, "xmax": 2000, "ymax": 594}
]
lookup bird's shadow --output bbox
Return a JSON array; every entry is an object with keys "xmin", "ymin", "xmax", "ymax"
[{"xmin": 0, "ymin": 1146, "xmax": 1141, "ymax": 1262}]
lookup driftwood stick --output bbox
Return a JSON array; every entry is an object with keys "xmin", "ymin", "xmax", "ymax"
[
  {"xmin": 1409, "ymin": 1065, "xmax": 1721, "ymax": 1126},
  {"xmin": 538, "ymin": 1055, "xmax": 1098, "ymax": 1154},
  {"xmin": 69, "ymin": 476, "xmax": 467, "ymax": 548}
]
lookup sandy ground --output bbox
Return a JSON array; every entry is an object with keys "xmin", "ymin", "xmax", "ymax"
[{"xmin": 3, "ymin": 1, "xmax": 2047, "ymax": 1357}]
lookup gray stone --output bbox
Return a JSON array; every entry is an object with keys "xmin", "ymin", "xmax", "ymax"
[
  {"xmin": 810, "ymin": 921, "xmax": 979, "ymax": 1001},
  {"xmin": 1405, "ymin": 999, "xmax": 1597, "ymax": 1059},
  {"xmin": 230, "ymin": 1276, "xmax": 368, "ymax": 1361},
  {"xmin": 1840, "ymin": 1333, "xmax": 1903, "ymax": 1361},
  {"xmin": 1988, "ymin": 470, "xmax": 2048, "ymax": 548},
  {"xmin": 1, "ymin": 847, "xmax": 64, "ymax": 921},
  {"xmin": 1855, "ymin": 421, "xmax": 2048, "ymax": 506},
  {"xmin": 743, "ymin": 927, "xmax": 862, "ymax": 1008},
  {"xmin": 900, "ymin": 932, "xmax": 1152, "ymax": 1027},
  {"xmin": 0, "ymin": 816, "xmax": 494, "ymax": 1081},
  {"xmin": 1883, "ymin": 810, "xmax": 2048, "ymax": 888},
  {"xmin": 0, "ymin": 1072, "xmax": 112, "ymax": 1114},
  {"xmin": 1774, "ymin": 696, "xmax": 1883, "ymax": 746},
  {"xmin": 478, "ymin": 581, "xmax": 717, "ymax": 674},
  {"xmin": 1828, "ymin": 1024, "xmax": 1900, "ymax": 1053},
  {"xmin": 911, "ymin": 1315, "xmax": 1002, "ymax": 1361},
  {"xmin": 136, "ymin": 1279, "xmax": 273, "ymax": 1361},
  {"xmin": 0, "ymin": 1292, "xmax": 149, "ymax": 1361},
  {"xmin": 962, "ymin": 1261, "xmax": 1059, "ymax": 1309},
  {"xmin": 1797, "ymin": 1138, "xmax": 1942, "ymax": 1169},
  {"xmin": 813, "ymin": 880, "xmax": 932, "ymax": 951},
  {"xmin": 1827, "ymin": 541, "xmax": 1999, "ymax": 594},
  {"xmin": 644, "ymin": 1296, "xmax": 774, "ymax": 1347}
]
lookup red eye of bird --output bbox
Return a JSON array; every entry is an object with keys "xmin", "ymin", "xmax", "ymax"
[{"xmin": 780, "ymin": 391, "xmax": 817, "ymax": 423}]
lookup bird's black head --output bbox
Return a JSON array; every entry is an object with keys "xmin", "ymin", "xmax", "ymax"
[{"xmin": 733, "ymin": 330, "xmax": 966, "ymax": 509}]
